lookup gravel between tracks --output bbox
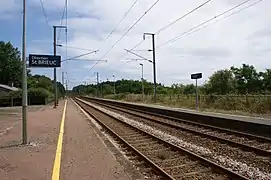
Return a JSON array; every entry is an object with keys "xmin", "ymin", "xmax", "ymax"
[
  {"xmin": 82, "ymin": 100, "xmax": 271, "ymax": 180},
  {"xmin": 79, "ymin": 100, "xmax": 225, "ymax": 179},
  {"xmin": 96, "ymin": 103, "xmax": 271, "ymax": 173}
]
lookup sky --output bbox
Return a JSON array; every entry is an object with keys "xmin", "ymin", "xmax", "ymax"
[{"xmin": 0, "ymin": 0, "xmax": 270, "ymax": 89}]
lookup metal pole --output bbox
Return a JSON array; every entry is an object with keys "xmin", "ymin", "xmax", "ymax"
[
  {"xmin": 53, "ymin": 26, "xmax": 57, "ymax": 108},
  {"xmin": 65, "ymin": 80, "xmax": 68, "ymax": 91},
  {"xmin": 140, "ymin": 64, "xmax": 144, "ymax": 102},
  {"xmin": 62, "ymin": 72, "xmax": 64, "ymax": 99},
  {"xmin": 142, "ymin": 65, "xmax": 144, "ymax": 102},
  {"xmin": 196, "ymin": 79, "xmax": 198, "ymax": 110},
  {"xmin": 22, "ymin": 0, "xmax": 28, "ymax": 145},
  {"xmin": 151, "ymin": 34, "xmax": 157, "ymax": 103},
  {"xmin": 101, "ymin": 80, "xmax": 103, "ymax": 97},
  {"xmin": 113, "ymin": 75, "xmax": 116, "ymax": 95},
  {"xmin": 96, "ymin": 72, "xmax": 99, "ymax": 97},
  {"xmin": 62, "ymin": 72, "xmax": 64, "ymax": 86},
  {"xmin": 65, "ymin": 72, "xmax": 68, "ymax": 91}
]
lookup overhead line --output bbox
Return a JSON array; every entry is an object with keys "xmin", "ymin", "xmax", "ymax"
[
  {"xmin": 57, "ymin": 0, "xmax": 67, "ymax": 42},
  {"xmin": 119, "ymin": 0, "xmax": 212, "ymax": 60},
  {"xmin": 59, "ymin": 45, "xmax": 94, "ymax": 51},
  {"xmin": 180, "ymin": 0, "xmax": 263, "ymax": 40},
  {"xmin": 89, "ymin": 62, "xmax": 100, "ymax": 71},
  {"xmin": 98, "ymin": 0, "xmax": 139, "ymax": 50},
  {"xmin": 100, "ymin": 0, "xmax": 162, "ymax": 59},
  {"xmin": 63, "ymin": 50, "xmax": 99, "ymax": 61},
  {"xmin": 156, "ymin": 0, "xmax": 212, "ymax": 34},
  {"xmin": 39, "ymin": 0, "xmax": 50, "ymax": 27},
  {"xmin": 157, "ymin": 0, "xmax": 254, "ymax": 48},
  {"xmin": 57, "ymin": 0, "xmax": 143, "ymax": 67}
]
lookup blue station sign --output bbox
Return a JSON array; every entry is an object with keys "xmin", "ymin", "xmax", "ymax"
[{"xmin": 28, "ymin": 54, "xmax": 61, "ymax": 68}]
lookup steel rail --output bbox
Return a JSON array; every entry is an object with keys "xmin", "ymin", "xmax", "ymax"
[
  {"xmin": 75, "ymin": 97, "xmax": 248, "ymax": 180},
  {"xmin": 86, "ymin": 98, "xmax": 271, "ymax": 157}
]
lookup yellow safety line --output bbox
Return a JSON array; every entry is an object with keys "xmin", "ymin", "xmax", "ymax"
[{"xmin": 51, "ymin": 99, "xmax": 67, "ymax": 180}]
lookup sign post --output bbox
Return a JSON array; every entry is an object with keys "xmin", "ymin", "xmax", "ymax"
[
  {"xmin": 28, "ymin": 54, "xmax": 61, "ymax": 108},
  {"xmin": 191, "ymin": 73, "xmax": 202, "ymax": 110},
  {"xmin": 28, "ymin": 54, "xmax": 61, "ymax": 107}
]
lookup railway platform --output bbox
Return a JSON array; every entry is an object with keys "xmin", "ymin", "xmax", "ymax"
[{"xmin": 0, "ymin": 99, "xmax": 140, "ymax": 180}]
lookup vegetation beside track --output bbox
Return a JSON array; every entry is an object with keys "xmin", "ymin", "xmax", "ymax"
[
  {"xmin": 104, "ymin": 93, "xmax": 271, "ymax": 116},
  {"xmin": 0, "ymin": 41, "xmax": 65, "ymax": 107},
  {"xmin": 73, "ymin": 63, "xmax": 271, "ymax": 116}
]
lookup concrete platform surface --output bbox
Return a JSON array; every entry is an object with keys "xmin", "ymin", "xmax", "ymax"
[
  {"xmin": 0, "ymin": 99, "xmax": 135, "ymax": 180},
  {"xmin": 62, "ymin": 99, "xmax": 132, "ymax": 180},
  {"xmin": 0, "ymin": 101, "xmax": 64, "ymax": 180}
]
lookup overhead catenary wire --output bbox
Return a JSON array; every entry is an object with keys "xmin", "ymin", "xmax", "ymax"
[
  {"xmin": 119, "ymin": 0, "xmax": 212, "ymax": 60},
  {"xmin": 156, "ymin": 0, "xmax": 212, "ymax": 34},
  {"xmin": 157, "ymin": 0, "xmax": 254, "ymax": 48},
  {"xmin": 57, "ymin": 0, "xmax": 142, "ymax": 68},
  {"xmin": 58, "ymin": 45, "xmax": 94, "ymax": 51},
  {"xmin": 100, "ymin": 0, "xmax": 162, "ymax": 59},
  {"xmin": 63, "ymin": 50, "xmax": 99, "ymax": 62},
  {"xmin": 98, "ymin": 0, "xmax": 139, "ymax": 50},
  {"xmin": 39, "ymin": 0, "xmax": 50, "ymax": 27},
  {"xmin": 89, "ymin": 61, "xmax": 100, "ymax": 71},
  {"xmin": 57, "ymin": 0, "xmax": 67, "ymax": 42},
  {"xmin": 178, "ymin": 0, "xmax": 263, "ymax": 41}
]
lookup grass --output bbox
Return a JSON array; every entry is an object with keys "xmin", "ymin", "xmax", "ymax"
[{"xmin": 103, "ymin": 94, "xmax": 271, "ymax": 118}]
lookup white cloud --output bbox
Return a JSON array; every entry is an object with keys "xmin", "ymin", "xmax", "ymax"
[
  {"xmin": 0, "ymin": 0, "xmax": 20, "ymax": 20},
  {"xmin": 26, "ymin": 0, "xmax": 271, "ymax": 87}
]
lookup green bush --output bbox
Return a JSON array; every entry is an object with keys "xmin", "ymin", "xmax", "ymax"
[
  {"xmin": 1, "ymin": 87, "xmax": 54, "ymax": 106},
  {"xmin": 104, "ymin": 93, "xmax": 271, "ymax": 115},
  {"xmin": 28, "ymin": 87, "xmax": 52, "ymax": 98},
  {"xmin": 8, "ymin": 89, "xmax": 22, "ymax": 98}
]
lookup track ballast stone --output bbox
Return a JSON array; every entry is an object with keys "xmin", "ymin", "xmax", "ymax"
[{"xmin": 84, "ymin": 100, "xmax": 271, "ymax": 180}]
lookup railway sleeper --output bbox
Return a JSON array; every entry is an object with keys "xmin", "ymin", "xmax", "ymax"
[
  {"xmin": 156, "ymin": 156, "xmax": 189, "ymax": 164},
  {"xmin": 255, "ymin": 143, "xmax": 271, "ymax": 149},
  {"xmin": 183, "ymin": 168, "xmax": 211, "ymax": 176},
  {"xmin": 126, "ymin": 135, "xmax": 151, "ymax": 141},
  {"xmin": 167, "ymin": 164, "xmax": 210, "ymax": 177},
  {"xmin": 124, "ymin": 133, "xmax": 144, "ymax": 138},
  {"xmin": 131, "ymin": 141, "xmax": 158, "ymax": 146},
  {"xmin": 127, "ymin": 156, "xmax": 140, "ymax": 161},
  {"xmin": 146, "ymin": 151, "xmax": 181, "ymax": 160},
  {"xmin": 163, "ymin": 162, "xmax": 198, "ymax": 170},
  {"xmin": 128, "ymin": 138, "xmax": 154, "ymax": 143},
  {"xmin": 139, "ymin": 147, "xmax": 171, "ymax": 153},
  {"xmin": 135, "ymin": 144, "xmax": 164, "ymax": 150}
]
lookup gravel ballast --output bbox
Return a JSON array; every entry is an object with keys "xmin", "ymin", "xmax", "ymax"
[{"xmin": 79, "ymin": 99, "xmax": 271, "ymax": 180}]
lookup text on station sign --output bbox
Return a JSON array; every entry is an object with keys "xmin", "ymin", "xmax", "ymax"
[{"xmin": 29, "ymin": 54, "xmax": 61, "ymax": 68}]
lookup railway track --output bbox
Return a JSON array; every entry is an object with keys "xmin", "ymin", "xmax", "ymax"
[
  {"xmin": 80, "ymin": 97, "xmax": 271, "ymax": 179},
  {"xmin": 85, "ymin": 98, "xmax": 271, "ymax": 156},
  {"xmin": 74, "ymin": 98, "xmax": 247, "ymax": 180}
]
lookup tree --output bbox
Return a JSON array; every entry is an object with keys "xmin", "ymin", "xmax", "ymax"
[
  {"xmin": 230, "ymin": 64, "xmax": 261, "ymax": 94},
  {"xmin": 183, "ymin": 84, "xmax": 196, "ymax": 94},
  {"xmin": 259, "ymin": 69, "xmax": 271, "ymax": 93},
  {"xmin": 205, "ymin": 69, "xmax": 234, "ymax": 95},
  {"xmin": 0, "ymin": 41, "xmax": 23, "ymax": 87},
  {"xmin": 102, "ymin": 84, "xmax": 114, "ymax": 95},
  {"xmin": 28, "ymin": 75, "xmax": 53, "ymax": 91}
]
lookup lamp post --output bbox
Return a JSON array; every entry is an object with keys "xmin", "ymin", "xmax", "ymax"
[{"xmin": 139, "ymin": 63, "xmax": 144, "ymax": 102}]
